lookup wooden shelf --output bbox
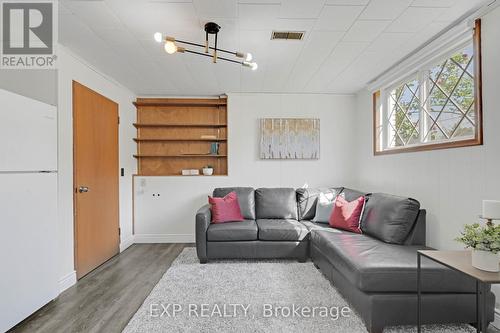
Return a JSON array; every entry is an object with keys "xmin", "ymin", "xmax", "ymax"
[
  {"xmin": 134, "ymin": 154, "xmax": 227, "ymax": 158},
  {"xmin": 134, "ymin": 98, "xmax": 227, "ymax": 107},
  {"xmin": 133, "ymin": 123, "xmax": 226, "ymax": 128},
  {"xmin": 133, "ymin": 138, "xmax": 227, "ymax": 142}
]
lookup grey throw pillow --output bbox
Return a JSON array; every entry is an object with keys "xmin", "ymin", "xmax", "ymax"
[{"xmin": 312, "ymin": 193, "xmax": 336, "ymax": 223}]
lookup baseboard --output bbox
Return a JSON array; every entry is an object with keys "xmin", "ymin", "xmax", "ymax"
[
  {"xmin": 120, "ymin": 235, "xmax": 135, "ymax": 252},
  {"xmin": 134, "ymin": 234, "xmax": 194, "ymax": 243},
  {"xmin": 58, "ymin": 270, "xmax": 76, "ymax": 293},
  {"xmin": 492, "ymin": 308, "xmax": 500, "ymax": 329}
]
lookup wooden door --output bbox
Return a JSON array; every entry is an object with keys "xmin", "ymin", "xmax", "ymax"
[{"xmin": 73, "ymin": 81, "xmax": 120, "ymax": 279}]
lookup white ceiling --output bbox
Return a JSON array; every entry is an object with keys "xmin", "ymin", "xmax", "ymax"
[{"xmin": 59, "ymin": 0, "xmax": 486, "ymax": 96}]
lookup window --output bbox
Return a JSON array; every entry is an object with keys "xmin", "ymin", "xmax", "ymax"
[{"xmin": 373, "ymin": 20, "xmax": 482, "ymax": 155}]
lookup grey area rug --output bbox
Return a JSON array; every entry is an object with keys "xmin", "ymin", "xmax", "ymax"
[{"xmin": 123, "ymin": 248, "xmax": 475, "ymax": 333}]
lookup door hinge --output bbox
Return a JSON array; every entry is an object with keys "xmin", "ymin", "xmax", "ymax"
[
  {"xmin": 118, "ymin": 116, "xmax": 120, "ymax": 124},
  {"xmin": 118, "ymin": 227, "xmax": 121, "ymax": 236}
]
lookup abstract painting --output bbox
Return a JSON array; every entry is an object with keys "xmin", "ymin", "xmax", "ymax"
[{"xmin": 259, "ymin": 118, "xmax": 320, "ymax": 159}]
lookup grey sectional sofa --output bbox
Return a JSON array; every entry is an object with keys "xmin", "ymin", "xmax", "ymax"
[{"xmin": 195, "ymin": 186, "xmax": 495, "ymax": 333}]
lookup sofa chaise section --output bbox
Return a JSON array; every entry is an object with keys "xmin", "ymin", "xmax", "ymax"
[{"xmin": 308, "ymin": 191, "xmax": 495, "ymax": 333}]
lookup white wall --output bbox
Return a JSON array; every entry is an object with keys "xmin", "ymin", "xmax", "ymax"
[
  {"xmin": 134, "ymin": 93, "xmax": 356, "ymax": 242},
  {"xmin": 0, "ymin": 70, "xmax": 57, "ymax": 106},
  {"xmin": 57, "ymin": 45, "xmax": 137, "ymax": 288},
  {"xmin": 352, "ymin": 5, "xmax": 500, "ymax": 305}
]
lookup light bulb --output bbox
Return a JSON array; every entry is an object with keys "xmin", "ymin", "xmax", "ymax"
[
  {"xmin": 250, "ymin": 62, "xmax": 258, "ymax": 71},
  {"xmin": 245, "ymin": 53, "xmax": 253, "ymax": 62},
  {"xmin": 154, "ymin": 32, "xmax": 163, "ymax": 43},
  {"xmin": 164, "ymin": 40, "xmax": 177, "ymax": 54}
]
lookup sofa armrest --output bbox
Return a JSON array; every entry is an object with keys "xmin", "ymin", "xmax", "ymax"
[{"xmin": 195, "ymin": 204, "xmax": 211, "ymax": 263}]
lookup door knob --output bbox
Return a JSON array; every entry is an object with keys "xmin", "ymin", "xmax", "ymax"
[{"xmin": 78, "ymin": 186, "xmax": 89, "ymax": 193}]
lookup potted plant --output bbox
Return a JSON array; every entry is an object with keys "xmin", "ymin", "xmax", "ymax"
[
  {"xmin": 455, "ymin": 223, "xmax": 500, "ymax": 272},
  {"xmin": 202, "ymin": 165, "xmax": 214, "ymax": 176}
]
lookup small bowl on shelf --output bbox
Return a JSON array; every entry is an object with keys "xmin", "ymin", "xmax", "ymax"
[{"xmin": 202, "ymin": 167, "xmax": 214, "ymax": 176}]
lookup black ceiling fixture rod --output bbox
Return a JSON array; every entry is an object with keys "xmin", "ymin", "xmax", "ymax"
[{"xmin": 155, "ymin": 21, "xmax": 257, "ymax": 70}]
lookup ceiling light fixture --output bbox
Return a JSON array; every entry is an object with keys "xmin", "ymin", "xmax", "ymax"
[{"xmin": 154, "ymin": 22, "xmax": 258, "ymax": 70}]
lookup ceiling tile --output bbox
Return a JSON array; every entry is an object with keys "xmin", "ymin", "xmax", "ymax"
[
  {"xmin": 314, "ymin": 5, "xmax": 364, "ymax": 31},
  {"xmin": 325, "ymin": 0, "xmax": 369, "ymax": 4},
  {"xmin": 306, "ymin": 41, "xmax": 369, "ymax": 91},
  {"xmin": 411, "ymin": 0, "xmax": 455, "ymax": 7},
  {"xmin": 92, "ymin": 28, "xmax": 139, "ymax": 47},
  {"xmin": 385, "ymin": 7, "xmax": 446, "ymax": 33},
  {"xmin": 273, "ymin": 18, "xmax": 316, "ymax": 31},
  {"xmin": 285, "ymin": 31, "xmax": 344, "ymax": 91},
  {"xmin": 193, "ymin": 0, "xmax": 237, "ymax": 18},
  {"xmin": 342, "ymin": 20, "xmax": 391, "ymax": 42},
  {"xmin": 238, "ymin": 3, "xmax": 280, "ymax": 30},
  {"xmin": 359, "ymin": 0, "xmax": 412, "ymax": 20},
  {"xmin": 61, "ymin": 1, "xmax": 123, "ymax": 29},
  {"xmin": 279, "ymin": 0, "xmax": 325, "ymax": 19},
  {"xmin": 260, "ymin": 39, "xmax": 304, "ymax": 91},
  {"xmin": 238, "ymin": 0, "xmax": 281, "ymax": 3},
  {"xmin": 366, "ymin": 32, "xmax": 414, "ymax": 53},
  {"xmin": 433, "ymin": 0, "xmax": 485, "ymax": 22},
  {"xmin": 106, "ymin": 1, "xmax": 200, "ymax": 40}
]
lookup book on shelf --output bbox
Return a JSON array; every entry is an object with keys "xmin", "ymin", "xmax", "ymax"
[
  {"xmin": 210, "ymin": 142, "xmax": 220, "ymax": 155},
  {"xmin": 181, "ymin": 169, "xmax": 199, "ymax": 176}
]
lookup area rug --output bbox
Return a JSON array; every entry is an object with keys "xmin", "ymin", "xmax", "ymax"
[{"xmin": 123, "ymin": 248, "xmax": 474, "ymax": 333}]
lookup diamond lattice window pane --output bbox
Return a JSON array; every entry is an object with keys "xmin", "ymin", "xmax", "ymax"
[
  {"xmin": 427, "ymin": 124, "xmax": 447, "ymax": 142},
  {"xmin": 387, "ymin": 77, "xmax": 420, "ymax": 148},
  {"xmin": 427, "ymin": 86, "xmax": 447, "ymax": 121},
  {"xmin": 450, "ymin": 74, "xmax": 474, "ymax": 112},
  {"xmin": 430, "ymin": 61, "xmax": 446, "ymax": 82},
  {"xmin": 452, "ymin": 44, "xmax": 474, "ymax": 71},
  {"xmin": 423, "ymin": 44, "xmax": 476, "ymax": 143},
  {"xmin": 452, "ymin": 118, "xmax": 475, "ymax": 138},
  {"xmin": 435, "ymin": 60, "xmax": 462, "ymax": 96},
  {"xmin": 436, "ymin": 104, "xmax": 464, "ymax": 138}
]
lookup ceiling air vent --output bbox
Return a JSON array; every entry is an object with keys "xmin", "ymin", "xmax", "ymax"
[{"xmin": 271, "ymin": 31, "xmax": 305, "ymax": 41}]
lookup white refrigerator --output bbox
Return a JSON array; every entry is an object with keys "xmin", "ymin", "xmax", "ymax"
[{"xmin": 0, "ymin": 88, "xmax": 59, "ymax": 332}]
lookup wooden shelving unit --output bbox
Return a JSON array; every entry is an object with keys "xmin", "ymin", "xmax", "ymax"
[
  {"xmin": 133, "ymin": 138, "xmax": 227, "ymax": 142},
  {"xmin": 133, "ymin": 123, "xmax": 227, "ymax": 128},
  {"xmin": 133, "ymin": 97, "xmax": 228, "ymax": 176},
  {"xmin": 134, "ymin": 154, "xmax": 228, "ymax": 158}
]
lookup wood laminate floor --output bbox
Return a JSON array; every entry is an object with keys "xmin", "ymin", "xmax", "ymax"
[
  {"xmin": 8, "ymin": 243, "xmax": 500, "ymax": 333},
  {"xmin": 9, "ymin": 243, "xmax": 188, "ymax": 333}
]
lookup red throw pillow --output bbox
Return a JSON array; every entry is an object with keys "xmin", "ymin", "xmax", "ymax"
[
  {"xmin": 208, "ymin": 191, "xmax": 244, "ymax": 223},
  {"xmin": 329, "ymin": 196, "xmax": 364, "ymax": 233}
]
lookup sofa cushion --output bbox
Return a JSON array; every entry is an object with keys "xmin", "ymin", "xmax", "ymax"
[
  {"xmin": 208, "ymin": 192, "xmax": 244, "ymax": 223},
  {"xmin": 329, "ymin": 196, "xmax": 363, "ymax": 233},
  {"xmin": 213, "ymin": 187, "xmax": 255, "ymax": 220},
  {"xmin": 207, "ymin": 220, "xmax": 258, "ymax": 241},
  {"xmin": 361, "ymin": 193, "xmax": 420, "ymax": 244},
  {"xmin": 256, "ymin": 188, "xmax": 298, "ymax": 219},
  {"xmin": 310, "ymin": 229, "xmax": 476, "ymax": 293},
  {"xmin": 301, "ymin": 220, "xmax": 332, "ymax": 232},
  {"xmin": 339, "ymin": 188, "xmax": 368, "ymax": 202},
  {"xmin": 257, "ymin": 219, "xmax": 309, "ymax": 241},
  {"xmin": 296, "ymin": 187, "xmax": 343, "ymax": 220}
]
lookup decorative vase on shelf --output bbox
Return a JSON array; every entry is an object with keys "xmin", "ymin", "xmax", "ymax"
[
  {"xmin": 202, "ymin": 167, "xmax": 214, "ymax": 176},
  {"xmin": 471, "ymin": 249, "xmax": 500, "ymax": 272}
]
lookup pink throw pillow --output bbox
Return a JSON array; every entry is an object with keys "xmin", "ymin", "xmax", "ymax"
[
  {"xmin": 208, "ymin": 191, "xmax": 244, "ymax": 223},
  {"xmin": 328, "ymin": 196, "xmax": 364, "ymax": 234}
]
